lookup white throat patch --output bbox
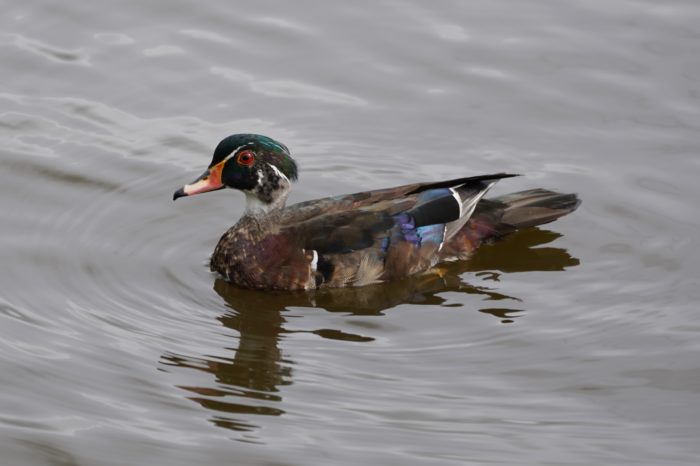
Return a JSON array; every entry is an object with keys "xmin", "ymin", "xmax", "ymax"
[{"xmin": 243, "ymin": 164, "xmax": 291, "ymax": 215}]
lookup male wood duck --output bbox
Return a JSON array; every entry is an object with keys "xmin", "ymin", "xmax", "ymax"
[{"xmin": 174, "ymin": 134, "xmax": 580, "ymax": 290}]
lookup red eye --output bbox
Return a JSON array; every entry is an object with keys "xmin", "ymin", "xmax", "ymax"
[{"xmin": 237, "ymin": 150, "xmax": 255, "ymax": 167}]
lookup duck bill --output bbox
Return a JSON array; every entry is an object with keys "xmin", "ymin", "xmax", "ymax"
[{"xmin": 173, "ymin": 162, "xmax": 225, "ymax": 200}]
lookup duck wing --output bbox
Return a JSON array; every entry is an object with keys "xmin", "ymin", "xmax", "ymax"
[
  {"xmin": 280, "ymin": 173, "xmax": 516, "ymax": 287},
  {"xmin": 280, "ymin": 173, "xmax": 517, "ymax": 224}
]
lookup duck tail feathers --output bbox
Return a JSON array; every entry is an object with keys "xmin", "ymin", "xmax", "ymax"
[{"xmin": 476, "ymin": 189, "xmax": 581, "ymax": 236}]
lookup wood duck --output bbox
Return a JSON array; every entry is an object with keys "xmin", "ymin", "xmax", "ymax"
[{"xmin": 174, "ymin": 134, "xmax": 580, "ymax": 290}]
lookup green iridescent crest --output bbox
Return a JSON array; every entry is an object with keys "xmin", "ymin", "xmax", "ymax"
[{"xmin": 211, "ymin": 134, "xmax": 298, "ymax": 181}]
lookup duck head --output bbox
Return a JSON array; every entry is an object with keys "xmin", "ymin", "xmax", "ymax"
[{"xmin": 173, "ymin": 134, "xmax": 298, "ymax": 214}]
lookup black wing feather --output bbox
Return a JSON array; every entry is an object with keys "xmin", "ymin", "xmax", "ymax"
[{"xmin": 406, "ymin": 173, "xmax": 519, "ymax": 194}]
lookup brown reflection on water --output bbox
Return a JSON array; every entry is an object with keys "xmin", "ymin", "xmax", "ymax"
[
  {"xmin": 161, "ymin": 227, "xmax": 579, "ymax": 433},
  {"xmin": 161, "ymin": 304, "xmax": 291, "ymax": 432}
]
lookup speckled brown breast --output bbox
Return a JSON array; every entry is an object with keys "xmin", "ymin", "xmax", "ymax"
[{"xmin": 210, "ymin": 219, "xmax": 317, "ymax": 290}]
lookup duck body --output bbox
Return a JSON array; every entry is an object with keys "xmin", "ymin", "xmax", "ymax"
[{"xmin": 174, "ymin": 134, "xmax": 580, "ymax": 290}]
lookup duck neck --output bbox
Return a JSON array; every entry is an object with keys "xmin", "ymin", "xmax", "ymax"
[
  {"xmin": 243, "ymin": 189, "xmax": 288, "ymax": 217},
  {"xmin": 242, "ymin": 164, "xmax": 291, "ymax": 219}
]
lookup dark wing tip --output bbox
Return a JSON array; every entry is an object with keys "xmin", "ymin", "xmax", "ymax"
[{"xmin": 407, "ymin": 173, "xmax": 520, "ymax": 195}]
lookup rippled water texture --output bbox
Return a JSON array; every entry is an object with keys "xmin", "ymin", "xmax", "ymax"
[{"xmin": 2, "ymin": 1, "xmax": 700, "ymax": 465}]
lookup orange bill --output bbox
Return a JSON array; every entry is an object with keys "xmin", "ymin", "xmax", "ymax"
[{"xmin": 173, "ymin": 161, "xmax": 225, "ymax": 200}]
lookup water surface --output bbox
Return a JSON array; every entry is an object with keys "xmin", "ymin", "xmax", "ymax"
[{"xmin": 2, "ymin": 1, "xmax": 700, "ymax": 464}]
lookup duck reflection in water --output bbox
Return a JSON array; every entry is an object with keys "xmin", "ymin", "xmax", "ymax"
[{"xmin": 160, "ymin": 227, "xmax": 579, "ymax": 434}]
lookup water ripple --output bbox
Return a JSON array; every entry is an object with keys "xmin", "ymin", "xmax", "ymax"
[
  {"xmin": 1, "ymin": 33, "xmax": 90, "ymax": 65},
  {"xmin": 211, "ymin": 66, "xmax": 367, "ymax": 106}
]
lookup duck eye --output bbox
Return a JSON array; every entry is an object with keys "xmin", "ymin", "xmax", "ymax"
[{"xmin": 237, "ymin": 150, "xmax": 255, "ymax": 167}]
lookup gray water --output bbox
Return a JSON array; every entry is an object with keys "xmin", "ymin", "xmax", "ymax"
[{"xmin": 2, "ymin": 1, "xmax": 700, "ymax": 465}]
